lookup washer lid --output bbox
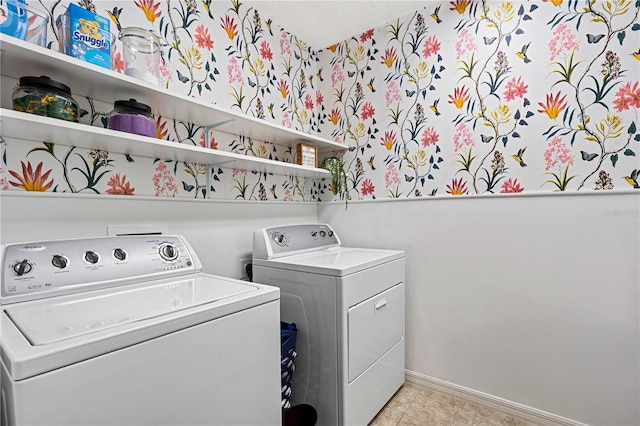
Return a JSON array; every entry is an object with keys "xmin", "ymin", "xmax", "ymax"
[
  {"xmin": 5, "ymin": 274, "xmax": 256, "ymax": 346},
  {"xmin": 253, "ymin": 246, "xmax": 404, "ymax": 276}
]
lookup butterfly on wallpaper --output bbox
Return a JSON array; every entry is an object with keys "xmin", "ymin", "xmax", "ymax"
[
  {"xmin": 581, "ymin": 151, "xmax": 598, "ymax": 161},
  {"xmin": 247, "ymin": 78, "xmax": 257, "ymax": 87},
  {"xmin": 347, "ymin": 71, "xmax": 355, "ymax": 78},
  {"xmin": 367, "ymin": 156, "xmax": 376, "ymax": 171},
  {"xmin": 483, "ymin": 37, "xmax": 497, "ymax": 45},
  {"xmin": 480, "ymin": 134, "xmax": 494, "ymax": 144},
  {"xmin": 431, "ymin": 5, "xmax": 442, "ymax": 23},
  {"xmin": 406, "ymin": 90, "xmax": 416, "ymax": 97},
  {"xmin": 405, "ymin": 175, "xmax": 415, "ymax": 182},
  {"xmin": 512, "ymin": 148, "xmax": 527, "ymax": 167},
  {"xmin": 586, "ymin": 34, "xmax": 605, "ymax": 44},
  {"xmin": 176, "ymin": 70, "xmax": 189, "ymax": 83},
  {"xmin": 517, "ymin": 43, "xmax": 532, "ymax": 63},
  {"xmin": 429, "ymin": 99, "xmax": 441, "ymax": 116}
]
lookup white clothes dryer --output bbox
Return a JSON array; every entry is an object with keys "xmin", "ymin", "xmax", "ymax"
[
  {"xmin": 1, "ymin": 235, "xmax": 281, "ymax": 426},
  {"xmin": 252, "ymin": 224, "xmax": 405, "ymax": 426}
]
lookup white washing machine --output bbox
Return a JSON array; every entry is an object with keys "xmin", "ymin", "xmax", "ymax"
[
  {"xmin": 252, "ymin": 224, "xmax": 405, "ymax": 426},
  {"xmin": 0, "ymin": 235, "xmax": 281, "ymax": 426}
]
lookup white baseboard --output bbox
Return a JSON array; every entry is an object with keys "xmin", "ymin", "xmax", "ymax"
[{"xmin": 404, "ymin": 370, "xmax": 589, "ymax": 426}]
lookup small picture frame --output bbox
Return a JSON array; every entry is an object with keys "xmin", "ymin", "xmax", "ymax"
[{"xmin": 296, "ymin": 143, "xmax": 318, "ymax": 168}]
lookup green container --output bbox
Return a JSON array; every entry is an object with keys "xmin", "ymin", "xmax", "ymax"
[{"xmin": 12, "ymin": 76, "xmax": 79, "ymax": 122}]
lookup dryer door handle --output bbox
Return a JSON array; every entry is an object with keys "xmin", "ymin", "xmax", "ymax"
[{"xmin": 374, "ymin": 298, "xmax": 387, "ymax": 314}]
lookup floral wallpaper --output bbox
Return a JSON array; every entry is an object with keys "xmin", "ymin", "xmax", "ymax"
[
  {"xmin": 2, "ymin": 0, "xmax": 327, "ymax": 200},
  {"xmin": 317, "ymin": 0, "xmax": 640, "ymax": 200},
  {"xmin": 1, "ymin": 0, "xmax": 638, "ymax": 202}
]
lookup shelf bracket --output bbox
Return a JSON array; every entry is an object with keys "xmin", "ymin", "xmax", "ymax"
[{"xmin": 204, "ymin": 119, "xmax": 235, "ymax": 132}]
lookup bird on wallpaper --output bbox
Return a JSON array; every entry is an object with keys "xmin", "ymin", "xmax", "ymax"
[
  {"xmin": 632, "ymin": 49, "xmax": 640, "ymax": 60},
  {"xmin": 269, "ymin": 184, "xmax": 278, "ymax": 199},
  {"xmin": 265, "ymin": 18, "xmax": 274, "ymax": 35},
  {"xmin": 201, "ymin": 0, "xmax": 214, "ymax": 19},
  {"xmin": 512, "ymin": 148, "xmax": 527, "ymax": 167},
  {"xmin": 367, "ymin": 77, "xmax": 376, "ymax": 93},
  {"xmin": 516, "ymin": 43, "xmax": 532, "ymax": 63},
  {"xmin": 367, "ymin": 156, "xmax": 376, "ymax": 171},
  {"xmin": 106, "ymin": 6, "xmax": 122, "ymax": 32},
  {"xmin": 316, "ymin": 68, "xmax": 324, "ymax": 82},
  {"xmin": 267, "ymin": 103, "xmax": 275, "ymax": 119},
  {"xmin": 431, "ymin": 5, "xmax": 442, "ymax": 23},
  {"xmin": 429, "ymin": 99, "xmax": 441, "ymax": 116},
  {"xmin": 624, "ymin": 169, "xmax": 640, "ymax": 188}
]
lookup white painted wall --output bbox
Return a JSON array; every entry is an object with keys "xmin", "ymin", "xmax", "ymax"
[
  {"xmin": 0, "ymin": 192, "xmax": 318, "ymax": 279},
  {"xmin": 319, "ymin": 192, "xmax": 640, "ymax": 426}
]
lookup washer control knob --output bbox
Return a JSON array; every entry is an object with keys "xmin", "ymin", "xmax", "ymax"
[
  {"xmin": 319, "ymin": 230, "xmax": 326, "ymax": 237},
  {"xmin": 159, "ymin": 243, "xmax": 179, "ymax": 261},
  {"xmin": 310, "ymin": 231, "xmax": 318, "ymax": 237},
  {"xmin": 113, "ymin": 248, "xmax": 127, "ymax": 261},
  {"xmin": 328, "ymin": 230, "xmax": 334, "ymax": 237},
  {"xmin": 84, "ymin": 251, "xmax": 100, "ymax": 264},
  {"xmin": 51, "ymin": 254, "xmax": 68, "ymax": 269},
  {"xmin": 13, "ymin": 259, "xmax": 33, "ymax": 276}
]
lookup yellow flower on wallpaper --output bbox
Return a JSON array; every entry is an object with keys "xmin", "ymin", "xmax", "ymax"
[
  {"xmin": 448, "ymin": 86, "xmax": 470, "ymax": 108},
  {"xmin": 180, "ymin": 46, "xmax": 203, "ymax": 70},
  {"xmin": 593, "ymin": 114, "xmax": 624, "ymax": 140},
  {"xmin": 9, "ymin": 161, "xmax": 53, "ymax": 192},
  {"xmin": 542, "ymin": 0, "xmax": 563, "ymax": 5},
  {"xmin": 353, "ymin": 122, "xmax": 367, "ymax": 138},
  {"xmin": 134, "ymin": 0, "xmax": 161, "ymax": 23},
  {"xmin": 494, "ymin": 2, "xmax": 515, "ymax": 22},
  {"xmin": 381, "ymin": 48, "xmax": 397, "ymax": 68},
  {"xmin": 221, "ymin": 15, "xmax": 238, "ymax": 39},
  {"xmin": 490, "ymin": 103, "xmax": 512, "ymax": 125},
  {"xmin": 329, "ymin": 108, "xmax": 341, "ymax": 125},
  {"xmin": 353, "ymin": 45, "xmax": 366, "ymax": 62},
  {"xmin": 415, "ymin": 62, "xmax": 429, "ymax": 79},
  {"xmin": 381, "ymin": 131, "xmax": 397, "ymax": 150},
  {"xmin": 450, "ymin": 0, "xmax": 472, "ymax": 14},
  {"xmin": 411, "ymin": 150, "xmax": 428, "ymax": 168},
  {"xmin": 252, "ymin": 58, "xmax": 266, "ymax": 77},
  {"xmin": 537, "ymin": 92, "xmax": 568, "ymax": 119}
]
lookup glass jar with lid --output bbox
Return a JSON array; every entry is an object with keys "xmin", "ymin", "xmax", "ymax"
[
  {"xmin": 120, "ymin": 27, "xmax": 162, "ymax": 86},
  {"xmin": 108, "ymin": 98, "xmax": 156, "ymax": 138},
  {"xmin": 12, "ymin": 76, "xmax": 79, "ymax": 122}
]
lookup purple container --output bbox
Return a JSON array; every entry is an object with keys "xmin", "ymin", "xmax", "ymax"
[{"xmin": 108, "ymin": 98, "xmax": 156, "ymax": 138}]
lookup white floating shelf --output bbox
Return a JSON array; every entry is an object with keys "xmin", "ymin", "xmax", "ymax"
[
  {"xmin": 0, "ymin": 109, "xmax": 331, "ymax": 178},
  {"xmin": 0, "ymin": 35, "xmax": 348, "ymax": 153}
]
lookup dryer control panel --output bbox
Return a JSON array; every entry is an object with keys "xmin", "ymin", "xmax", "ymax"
[
  {"xmin": 253, "ymin": 224, "xmax": 341, "ymax": 259},
  {"xmin": 1, "ymin": 235, "xmax": 201, "ymax": 304}
]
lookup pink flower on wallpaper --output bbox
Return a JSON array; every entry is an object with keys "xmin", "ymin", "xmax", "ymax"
[
  {"xmin": 385, "ymin": 81, "xmax": 402, "ymax": 107},
  {"xmin": 421, "ymin": 126, "xmax": 439, "ymax": 147},
  {"xmin": 232, "ymin": 168, "xmax": 246, "ymax": 178},
  {"xmin": 159, "ymin": 61, "xmax": 172, "ymax": 82},
  {"xmin": 283, "ymin": 189, "xmax": 293, "ymax": 201},
  {"xmin": 227, "ymin": 57, "xmax": 243, "ymax": 85},
  {"xmin": 106, "ymin": 173, "xmax": 135, "ymax": 195},
  {"xmin": 280, "ymin": 32, "xmax": 291, "ymax": 56},
  {"xmin": 316, "ymin": 90, "xmax": 324, "ymax": 107},
  {"xmin": 544, "ymin": 136, "xmax": 574, "ymax": 171},
  {"xmin": 199, "ymin": 133, "xmax": 218, "ymax": 149},
  {"xmin": 503, "ymin": 76, "xmax": 528, "ymax": 101},
  {"xmin": 331, "ymin": 63, "xmax": 344, "ymax": 87},
  {"xmin": 453, "ymin": 123, "xmax": 474, "ymax": 152},
  {"xmin": 613, "ymin": 81, "xmax": 640, "ymax": 112},
  {"xmin": 360, "ymin": 29, "xmax": 374, "ymax": 43},
  {"xmin": 361, "ymin": 178, "xmax": 375, "ymax": 196},
  {"xmin": 281, "ymin": 112, "xmax": 292, "ymax": 128},
  {"xmin": 112, "ymin": 47, "xmax": 124, "ymax": 73},
  {"xmin": 422, "ymin": 36, "xmax": 441, "ymax": 58},
  {"xmin": 260, "ymin": 40, "xmax": 273, "ymax": 61},
  {"xmin": 448, "ymin": 86, "xmax": 470, "ymax": 108},
  {"xmin": 361, "ymin": 102, "xmax": 375, "ymax": 119},
  {"xmin": 195, "ymin": 24, "xmax": 214, "ymax": 50},
  {"xmin": 329, "ymin": 107, "xmax": 341, "ymax": 125},
  {"xmin": 500, "ymin": 178, "xmax": 524, "ymax": 193},
  {"xmin": 0, "ymin": 171, "xmax": 8, "ymax": 190},
  {"xmin": 548, "ymin": 24, "xmax": 579, "ymax": 61},
  {"xmin": 153, "ymin": 162, "xmax": 178, "ymax": 197},
  {"xmin": 455, "ymin": 28, "xmax": 477, "ymax": 59},
  {"xmin": 304, "ymin": 94, "xmax": 314, "ymax": 110},
  {"xmin": 385, "ymin": 164, "xmax": 401, "ymax": 188}
]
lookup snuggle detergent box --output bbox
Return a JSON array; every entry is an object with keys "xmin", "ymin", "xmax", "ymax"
[{"xmin": 57, "ymin": 3, "xmax": 111, "ymax": 69}]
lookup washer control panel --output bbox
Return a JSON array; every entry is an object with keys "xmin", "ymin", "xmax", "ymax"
[
  {"xmin": 253, "ymin": 224, "xmax": 341, "ymax": 259},
  {"xmin": 1, "ymin": 235, "xmax": 200, "ymax": 304}
]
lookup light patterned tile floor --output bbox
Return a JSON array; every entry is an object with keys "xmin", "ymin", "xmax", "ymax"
[{"xmin": 369, "ymin": 384, "xmax": 541, "ymax": 426}]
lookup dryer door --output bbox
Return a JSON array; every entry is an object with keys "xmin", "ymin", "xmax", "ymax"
[{"xmin": 347, "ymin": 282, "xmax": 404, "ymax": 382}]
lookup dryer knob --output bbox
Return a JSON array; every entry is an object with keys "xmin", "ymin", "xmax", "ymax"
[
  {"xmin": 51, "ymin": 254, "xmax": 68, "ymax": 269},
  {"xmin": 13, "ymin": 259, "xmax": 32, "ymax": 276}
]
